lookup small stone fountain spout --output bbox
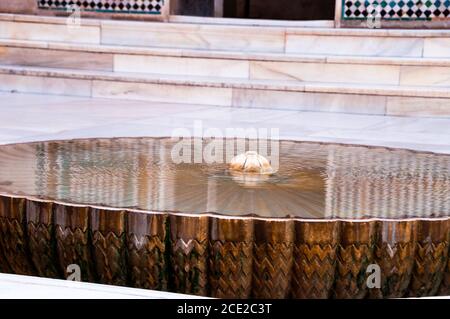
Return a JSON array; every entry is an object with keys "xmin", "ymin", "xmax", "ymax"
[{"xmin": 229, "ymin": 151, "xmax": 273, "ymax": 175}]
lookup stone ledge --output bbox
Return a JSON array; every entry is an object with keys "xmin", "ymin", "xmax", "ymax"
[
  {"xmin": 286, "ymin": 27, "xmax": 450, "ymax": 38},
  {"xmin": 2, "ymin": 38, "xmax": 450, "ymax": 66},
  {"xmin": 1, "ymin": 65, "xmax": 450, "ymax": 99},
  {"xmin": 2, "ymin": 13, "xmax": 450, "ymax": 38},
  {"xmin": 0, "ymin": 13, "xmax": 100, "ymax": 26}
]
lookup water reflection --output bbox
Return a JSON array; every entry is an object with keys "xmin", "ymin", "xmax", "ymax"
[{"xmin": 0, "ymin": 138, "xmax": 449, "ymax": 219}]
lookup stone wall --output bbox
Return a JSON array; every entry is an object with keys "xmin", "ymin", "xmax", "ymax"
[
  {"xmin": 0, "ymin": 0, "xmax": 37, "ymax": 14},
  {"xmin": 343, "ymin": 0, "xmax": 450, "ymax": 20},
  {"xmin": 2, "ymin": 0, "xmax": 450, "ymax": 27},
  {"xmin": 340, "ymin": 0, "xmax": 450, "ymax": 28}
]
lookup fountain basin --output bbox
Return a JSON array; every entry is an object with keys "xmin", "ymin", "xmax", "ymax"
[{"xmin": 0, "ymin": 138, "xmax": 449, "ymax": 298}]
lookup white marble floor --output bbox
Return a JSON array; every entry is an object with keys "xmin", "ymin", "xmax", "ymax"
[
  {"xmin": 1, "ymin": 92, "xmax": 450, "ymax": 154},
  {"xmin": 0, "ymin": 274, "xmax": 199, "ymax": 299}
]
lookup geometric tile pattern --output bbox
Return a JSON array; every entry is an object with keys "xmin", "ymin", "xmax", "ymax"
[
  {"xmin": 343, "ymin": 0, "xmax": 450, "ymax": 20},
  {"xmin": 37, "ymin": 0, "xmax": 165, "ymax": 15}
]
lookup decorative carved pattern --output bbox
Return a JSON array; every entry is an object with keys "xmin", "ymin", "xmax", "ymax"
[
  {"xmin": 343, "ymin": 0, "xmax": 450, "ymax": 20},
  {"xmin": 333, "ymin": 222, "xmax": 376, "ymax": 299},
  {"xmin": 171, "ymin": 238, "xmax": 208, "ymax": 296},
  {"xmin": 0, "ymin": 197, "xmax": 35, "ymax": 275},
  {"xmin": 37, "ymin": 0, "xmax": 165, "ymax": 15},
  {"xmin": 54, "ymin": 204, "xmax": 94, "ymax": 282},
  {"xmin": 169, "ymin": 215, "xmax": 209, "ymax": 296},
  {"xmin": 91, "ymin": 230, "xmax": 128, "ymax": 286},
  {"xmin": 0, "ymin": 216, "xmax": 35, "ymax": 275},
  {"xmin": 2, "ymin": 195, "xmax": 450, "ymax": 299},
  {"xmin": 253, "ymin": 242, "xmax": 293, "ymax": 299},
  {"xmin": 26, "ymin": 201, "xmax": 61, "ymax": 278},
  {"xmin": 408, "ymin": 242, "xmax": 449, "ymax": 297},
  {"xmin": 370, "ymin": 242, "xmax": 416, "ymax": 298},
  {"xmin": 127, "ymin": 212, "xmax": 168, "ymax": 290},
  {"xmin": 291, "ymin": 243, "xmax": 337, "ymax": 299},
  {"xmin": 27, "ymin": 221, "xmax": 61, "ymax": 278},
  {"xmin": 0, "ymin": 245, "xmax": 11, "ymax": 273},
  {"xmin": 439, "ymin": 252, "xmax": 450, "ymax": 296},
  {"xmin": 128, "ymin": 233, "xmax": 167, "ymax": 290},
  {"xmin": 209, "ymin": 241, "xmax": 253, "ymax": 299},
  {"xmin": 90, "ymin": 208, "xmax": 128, "ymax": 286},
  {"xmin": 334, "ymin": 244, "xmax": 373, "ymax": 299},
  {"xmin": 55, "ymin": 225, "xmax": 95, "ymax": 282},
  {"xmin": 251, "ymin": 220, "xmax": 294, "ymax": 299},
  {"xmin": 208, "ymin": 218, "xmax": 254, "ymax": 298}
]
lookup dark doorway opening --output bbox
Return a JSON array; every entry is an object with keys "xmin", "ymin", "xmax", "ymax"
[
  {"xmin": 172, "ymin": 0, "xmax": 336, "ymax": 21},
  {"xmin": 225, "ymin": 0, "xmax": 335, "ymax": 20}
]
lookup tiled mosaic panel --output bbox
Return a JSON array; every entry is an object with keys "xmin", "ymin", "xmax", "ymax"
[
  {"xmin": 343, "ymin": 0, "xmax": 450, "ymax": 19},
  {"xmin": 37, "ymin": 0, "xmax": 164, "ymax": 14}
]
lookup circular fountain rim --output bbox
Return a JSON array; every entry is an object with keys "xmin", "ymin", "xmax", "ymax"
[
  {"xmin": 1, "ymin": 192, "xmax": 449, "ymax": 223},
  {"xmin": 1, "ymin": 136, "xmax": 449, "ymax": 222},
  {"xmin": 0, "ymin": 135, "xmax": 449, "ymax": 157}
]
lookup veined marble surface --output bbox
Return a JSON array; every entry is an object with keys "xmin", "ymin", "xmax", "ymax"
[
  {"xmin": 2, "ymin": 65, "xmax": 450, "ymax": 117},
  {"xmin": 2, "ymin": 14, "xmax": 450, "ymax": 57},
  {"xmin": 0, "ymin": 92, "xmax": 449, "ymax": 155},
  {"xmin": 0, "ymin": 274, "xmax": 200, "ymax": 299}
]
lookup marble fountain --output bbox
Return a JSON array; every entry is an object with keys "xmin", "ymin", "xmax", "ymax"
[{"xmin": 0, "ymin": 137, "xmax": 449, "ymax": 299}]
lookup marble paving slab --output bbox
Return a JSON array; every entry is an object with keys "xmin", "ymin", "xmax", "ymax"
[
  {"xmin": 0, "ymin": 46, "xmax": 113, "ymax": 71},
  {"xmin": 0, "ymin": 274, "xmax": 200, "ymax": 299},
  {"xmin": 0, "ymin": 21, "xmax": 100, "ymax": 44},
  {"xmin": 285, "ymin": 35, "xmax": 424, "ymax": 57},
  {"xmin": 0, "ymin": 92, "xmax": 449, "ymax": 155}
]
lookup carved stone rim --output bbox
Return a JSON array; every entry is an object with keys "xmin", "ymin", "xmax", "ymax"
[
  {"xmin": 1, "ymin": 137, "xmax": 449, "ymax": 221},
  {"xmin": 1, "ymin": 192, "xmax": 448, "ymax": 223},
  {"xmin": 1, "ymin": 136, "xmax": 449, "ymax": 157},
  {"xmin": 1, "ymin": 194, "xmax": 449, "ymax": 298}
]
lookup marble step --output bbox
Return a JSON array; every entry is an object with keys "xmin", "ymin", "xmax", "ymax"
[
  {"xmin": 1, "ymin": 64, "xmax": 450, "ymax": 118},
  {"xmin": 2, "ymin": 39, "xmax": 450, "ymax": 88},
  {"xmin": 1, "ymin": 13, "xmax": 450, "ymax": 57}
]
